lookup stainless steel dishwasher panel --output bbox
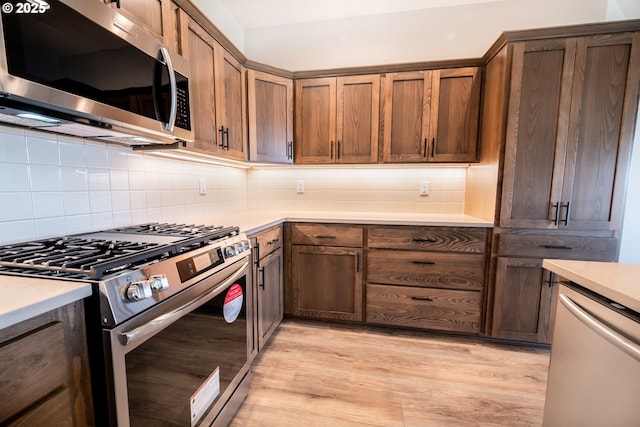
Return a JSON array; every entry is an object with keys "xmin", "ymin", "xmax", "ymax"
[{"xmin": 542, "ymin": 284, "xmax": 640, "ymax": 427}]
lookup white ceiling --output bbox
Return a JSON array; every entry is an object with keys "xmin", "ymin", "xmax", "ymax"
[{"xmin": 218, "ymin": 0, "xmax": 507, "ymax": 28}]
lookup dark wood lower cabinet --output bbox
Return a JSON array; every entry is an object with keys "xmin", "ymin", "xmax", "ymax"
[
  {"xmin": 490, "ymin": 257, "xmax": 558, "ymax": 344},
  {"xmin": 0, "ymin": 301, "xmax": 94, "ymax": 426},
  {"xmin": 290, "ymin": 245, "xmax": 363, "ymax": 321},
  {"xmin": 257, "ymin": 248, "xmax": 283, "ymax": 351}
]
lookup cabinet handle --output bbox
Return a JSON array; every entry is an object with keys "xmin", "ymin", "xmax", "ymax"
[
  {"xmin": 431, "ymin": 138, "xmax": 435, "ymax": 157},
  {"xmin": 541, "ymin": 245, "xmax": 573, "ymax": 250},
  {"xmin": 254, "ymin": 243, "xmax": 260, "ymax": 267},
  {"xmin": 219, "ymin": 126, "xmax": 226, "ymax": 148},
  {"xmin": 287, "ymin": 141, "xmax": 293, "ymax": 159},
  {"xmin": 330, "ymin": 141, "xmax": 334, "ymax": 159},
  {"xmin": 315, "ymin": 235, "xmax": 336, "ymax": 239},
  {"xmin": 356, "ymin": 252, "xmax": 361, "ymax": 272},
  {"xmin": 337, "ymin": 141, "xmax": 341, "ymax": 159},
  {"xmin": 110, "ymin": 0, "xmax": 121, "ymax": 8},
  {"xmin": 545, "ymin": 271, "xmax": 554, "ymax": 288},
  {"xmin": 561, "ymin": 202, "xmax": 570, "ymax": 225},
  {"xmin": 225, "ymin": 127, "xmax": 230, "ymax": 150},
  {"xmin": 550, "ymin": 201, "xmax": 560, "ymax": 225},
  {"xmin": 412, "ymin": 237, "xmax": 437, "ymax": 243},
  {"xmin": 259, "ymin": 267, "xmax": 265, "ymax": 289},
  {"xmin": 411, "ymin": 296, "xmax": 434, "ymax": 302},
  {"xmin": 412, "ymin": 260, "xmax": 435, "ymax": 265},
  {"xmin": 423, "ymin": 138, "xmax": 427, "ymax": 158},
  {"xmin": 267, "ymin": 238, "xmax": 280, "ymax": 245}
]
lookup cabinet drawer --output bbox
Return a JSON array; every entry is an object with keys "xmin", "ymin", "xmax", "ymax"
[
  {"xmin": 366, "ymin": 284, "xmax": 481, "ymax": 333},
  {"xmin": 290, "ymin": 223, "xmax": 363, "ymax": 247},
  {"xmin": 368, "ymin": 226, "xmax": 487, "ymax": 253},
  {"xmin": 0, "ymin": 321, "xmax": 67, "ymax": 423},
  {"xmin": 368, "ymin": 249, "xmax": 484, "ymax": 291},
  {"xmin": 498, "ymin": 233, "xmax": 617, "ymax": 260},
  {"xmin": 253, "ymin": 225, "xmax": 282, "ymax": 259}
]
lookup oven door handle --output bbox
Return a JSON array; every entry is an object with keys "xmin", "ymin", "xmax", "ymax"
[{"xmin": 120, "ymin": 261, "xmax": 249, "ymax": 347}]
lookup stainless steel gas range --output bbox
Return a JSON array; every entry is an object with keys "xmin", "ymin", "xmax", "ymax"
[{"xmin": 0, "ymin": 223, "xmax": 253, "ymax": 427}]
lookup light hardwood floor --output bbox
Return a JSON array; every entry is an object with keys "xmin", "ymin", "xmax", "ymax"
[{"xmin": 230, "ymin": 320, "xmax": 550, "ymax": 427}]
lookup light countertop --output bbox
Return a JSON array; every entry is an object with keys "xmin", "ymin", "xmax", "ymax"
[
  {"xmin": 543, "ymin": 259, "xmax": 640, "ymax": 313},
  {"xmin": 0, "ymin": 276, "xmax": 92, "ymax": 330},
  {"xmin": 0, "ymin": 210, "xmax": 491, "ymax": 329}
]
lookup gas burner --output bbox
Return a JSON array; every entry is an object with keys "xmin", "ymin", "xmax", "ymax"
[{"xmin": 109, "ymin": 223, "xmax": 225, "ymax": 237}]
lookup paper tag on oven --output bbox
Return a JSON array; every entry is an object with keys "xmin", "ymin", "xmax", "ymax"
[
  {"xmin": 190, "ymin": 367, "xmax": 220, "ymax": 426},
  {"xmin": 223, "ymin": 284, "xmax": 243, "ymax": 323}
]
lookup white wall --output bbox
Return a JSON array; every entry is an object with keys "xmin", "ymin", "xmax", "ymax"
[
  {"xmin": 240, "ymin": 0, "xmax": 617, "ymax": 70},
  {"xmin": 189, "ymin": 0, "xmax": 245, "ymax": 51},
  {"xmin": 619, "ymin": 107, "xmax": 640, "ymax": 263}
]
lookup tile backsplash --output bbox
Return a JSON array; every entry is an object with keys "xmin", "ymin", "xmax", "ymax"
[
  {"xmin": 0, "ymin": 125, "xmax": 468, "ymax": 244},
  {"xmin": 247, "ymin": 166, "xmax": 466, "ymax": 213},
  {"xmin": 0, "ymin": 126, "xmax": 247, "ymax": 244}
]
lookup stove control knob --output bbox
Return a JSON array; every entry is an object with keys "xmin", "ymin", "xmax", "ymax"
[
  {"xmin": 125, "ymin": 282, "xmax": 152, "ymax": 302},
  {"xmin": 225, "ymin": 245, "xmax": 237, "ymax": 257},
  {"xmin": 149, "ymin": 274, "xmax": 170, "ymax": 291}
]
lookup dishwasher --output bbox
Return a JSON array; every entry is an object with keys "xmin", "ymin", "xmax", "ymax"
[{"xmin": 542, "ymin": 283, "xmax": 640, "ymax": 427}]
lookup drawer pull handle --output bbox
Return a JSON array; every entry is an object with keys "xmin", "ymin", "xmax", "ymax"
[
  {"xmin": 412, "ymin": 261, "xmax": 435, "ymax": 265},
  {"xmin": 315, "ymin": 235, "xmax": 337, "ymax": 239},
  {"xmin": 267, "ymin": 238, "xmax": 280, "ymax": 245},
  {"xmin": 541, "ymin": 245, "xmax": 573, "ymax": 250},
  {"xmin": 412, "ymin": 237, "xmax": 437, "ymax": 243},
  {"xmin": 411, "ymin": 296, "xmax": 434, "ymax": 302}
]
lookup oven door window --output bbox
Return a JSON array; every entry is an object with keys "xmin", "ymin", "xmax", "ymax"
[{"xmin": 124, "ymin": 276, "xmax": 248, "ymax": 426}]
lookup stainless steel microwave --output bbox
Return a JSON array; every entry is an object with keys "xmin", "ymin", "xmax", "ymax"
[{"xmin": 0, "ymin": 0, "xmax": 193, "ymax": 145}]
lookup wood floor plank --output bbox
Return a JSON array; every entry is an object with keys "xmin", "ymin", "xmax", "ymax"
[{"xmin": 231, "ymin": 320, "xmax": 549, "ymax": 426}]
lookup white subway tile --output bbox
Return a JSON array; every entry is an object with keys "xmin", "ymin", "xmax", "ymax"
[
  {"xmin": 108, "ymin": 148, "xmax": 129, "ymax": 170},
  {"xmin": 110, "ymin": 169, "xmax": 130, "ymax": 191},
  {"xmin": 59, "ymin": 140, "xmax": 85, "ymax": 167},
  {"xmin": 63, "ymin": 192, "xmax": 91, "ymax": 215},
  {"xmin": 111, "ymin": 191, "xmax": 131, "ymax": 211},
  {"xmin": 91, "ymin": 212, "xmax": 114, "ymax": 230},
  {"xmin": 0, "ymin": 130, "xmax": 27, "ymax": 163},
  {"xmin": 60, "ymin": 167, "xmax": 88, "ymax": 191},
  {"xmin": 89, "ymin": 191, "xmax": 112, "ymax": 213},
  {"xmin": 0, "ymin": 163, "xmax": 30, "ymax": 191},
  {"xmin": 29, "ymin": 165, "xmax": 61, "ymax": 192},
  {"xmin": 65, "ymin": 215, "xmax": 92, "ymax": 234},
  {"xmin": 113, "ymin": 210, "xmax": 133, "ymax": 226},
  {"xmin": 26, "ymin": 135, "xmax": 59, "ymax": 165},
  {"xmin": 32, "ymin": 192, "xmax": 65, "ymax": 218},
  {"xmin": 88, "ymin": 169, "xmax": 110, "ymax": 191},
  {"xmin": 0, "ymin": 219, "xmax": 36, "ymax": 244},
  {"xmin": 85, "ymin": 142, "xmax": 109, "ymax": 169},
  {"xmin": 0, "ymin": 192, "xmax": 33, "ymax": 221},
  {"xmin": 35, "ymin": 217, "xmax": 67, "ymax": 238}
]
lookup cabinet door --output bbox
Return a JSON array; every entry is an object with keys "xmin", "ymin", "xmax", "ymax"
[
  {"xmin": 295, "ymin": 78, "xmax": 336, "ymax": 164},
  {"xmin": 109, "ymin": 0, "xmax": 163, "ymax": 39},
  {"xmin": 247, "ymin": 70, "xmax": 294, "ymax": 163},
  {"xmin": 382, "ymin": 71, "xmax": 432, "ymax": 162},
  {"xmin": 336, "ymin": 75, "xmax": 380, "ymax": 163},
  {"xmin": 291, "ymin": 245, "xmax": 363, "ymax": 321},
  {"xmin": 560, "ymin": 32, "xmax": 640, "ymax": 231},
  {"xmin": 429, "ymin": 67, "xmax": 481, "ymax": 162},
  {"xmin": 215, "ymin": 49, "xmax": 247, "ymax": 160},
  {"xmin": 163, "ymin": 1, "xmax": 189, "ymax": 56},
  {"xmin": 500, "ymin": 39, "xmax": 577, "ymax": 229},
  {"xmin": 187, "ymin": 20, "xmax": 218, "ymax": 153},
  {"xmin": 257, "ymin": 248, "xmax": 283, "ymax": 351},
  {"xmin": 491, "ymin": 257, "xmax": 558, "ymax": 344}
]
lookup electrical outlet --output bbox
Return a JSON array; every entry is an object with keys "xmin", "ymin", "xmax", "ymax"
[
  {"xmin": 419, "ymin": 181, "xmax": 430, "ymax": 196},
  {"xmin": 199, "ymin": 177, "xmax": 207, "ymax": 195},
  {"xmin": 296, "ymin": 180, "xmax": 304, "ymax": 194}
]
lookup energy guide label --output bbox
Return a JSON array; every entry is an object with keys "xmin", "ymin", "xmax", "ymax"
[{"xmin": 223, "ymin": 284, "xmax": 243, "ymax": 323}]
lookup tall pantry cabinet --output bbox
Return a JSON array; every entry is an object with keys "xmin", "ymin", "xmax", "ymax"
[{"xmin": 483, "ymin": 26, "xmax": 640, "ymax": 344}]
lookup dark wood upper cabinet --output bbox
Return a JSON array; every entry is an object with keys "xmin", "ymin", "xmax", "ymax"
[
  {"xmin": 500, "ymin": 33, "xmax": 640, "ymax": 231},
  {"xmin": 215, "ymin": 49, "xmax": 247, "ymax": 160},
  {"xmin": 295, "ymin": 75, "xmax": 380, "ymax": 164},
  {"xmin": 382, "ymin": 67, "xmax": 481, "ymax": 163},
  {"xmin": 247, "ymin": 70, "xmax": 294, "ymax": 163},
  {"xmin": 187, "ymin": 19, "xmax": 218, "ymax": 154}
]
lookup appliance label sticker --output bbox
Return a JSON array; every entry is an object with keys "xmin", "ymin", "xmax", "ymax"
[
  {"xmin": 223, "ymin": 284, "xmax": 243, "ymax": 323},
  {"xmin": 190, "ymin": 367, "xmax": 220, "ymax": 426}
]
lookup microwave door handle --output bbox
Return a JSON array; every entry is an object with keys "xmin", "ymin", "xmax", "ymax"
[
  {"xmin": 120, "ymin": 261, "xmax": 249, "ymax": 347},
  {"xmin": 158, "ymin": 47, "xmax": 177, "ymax": 132}
]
